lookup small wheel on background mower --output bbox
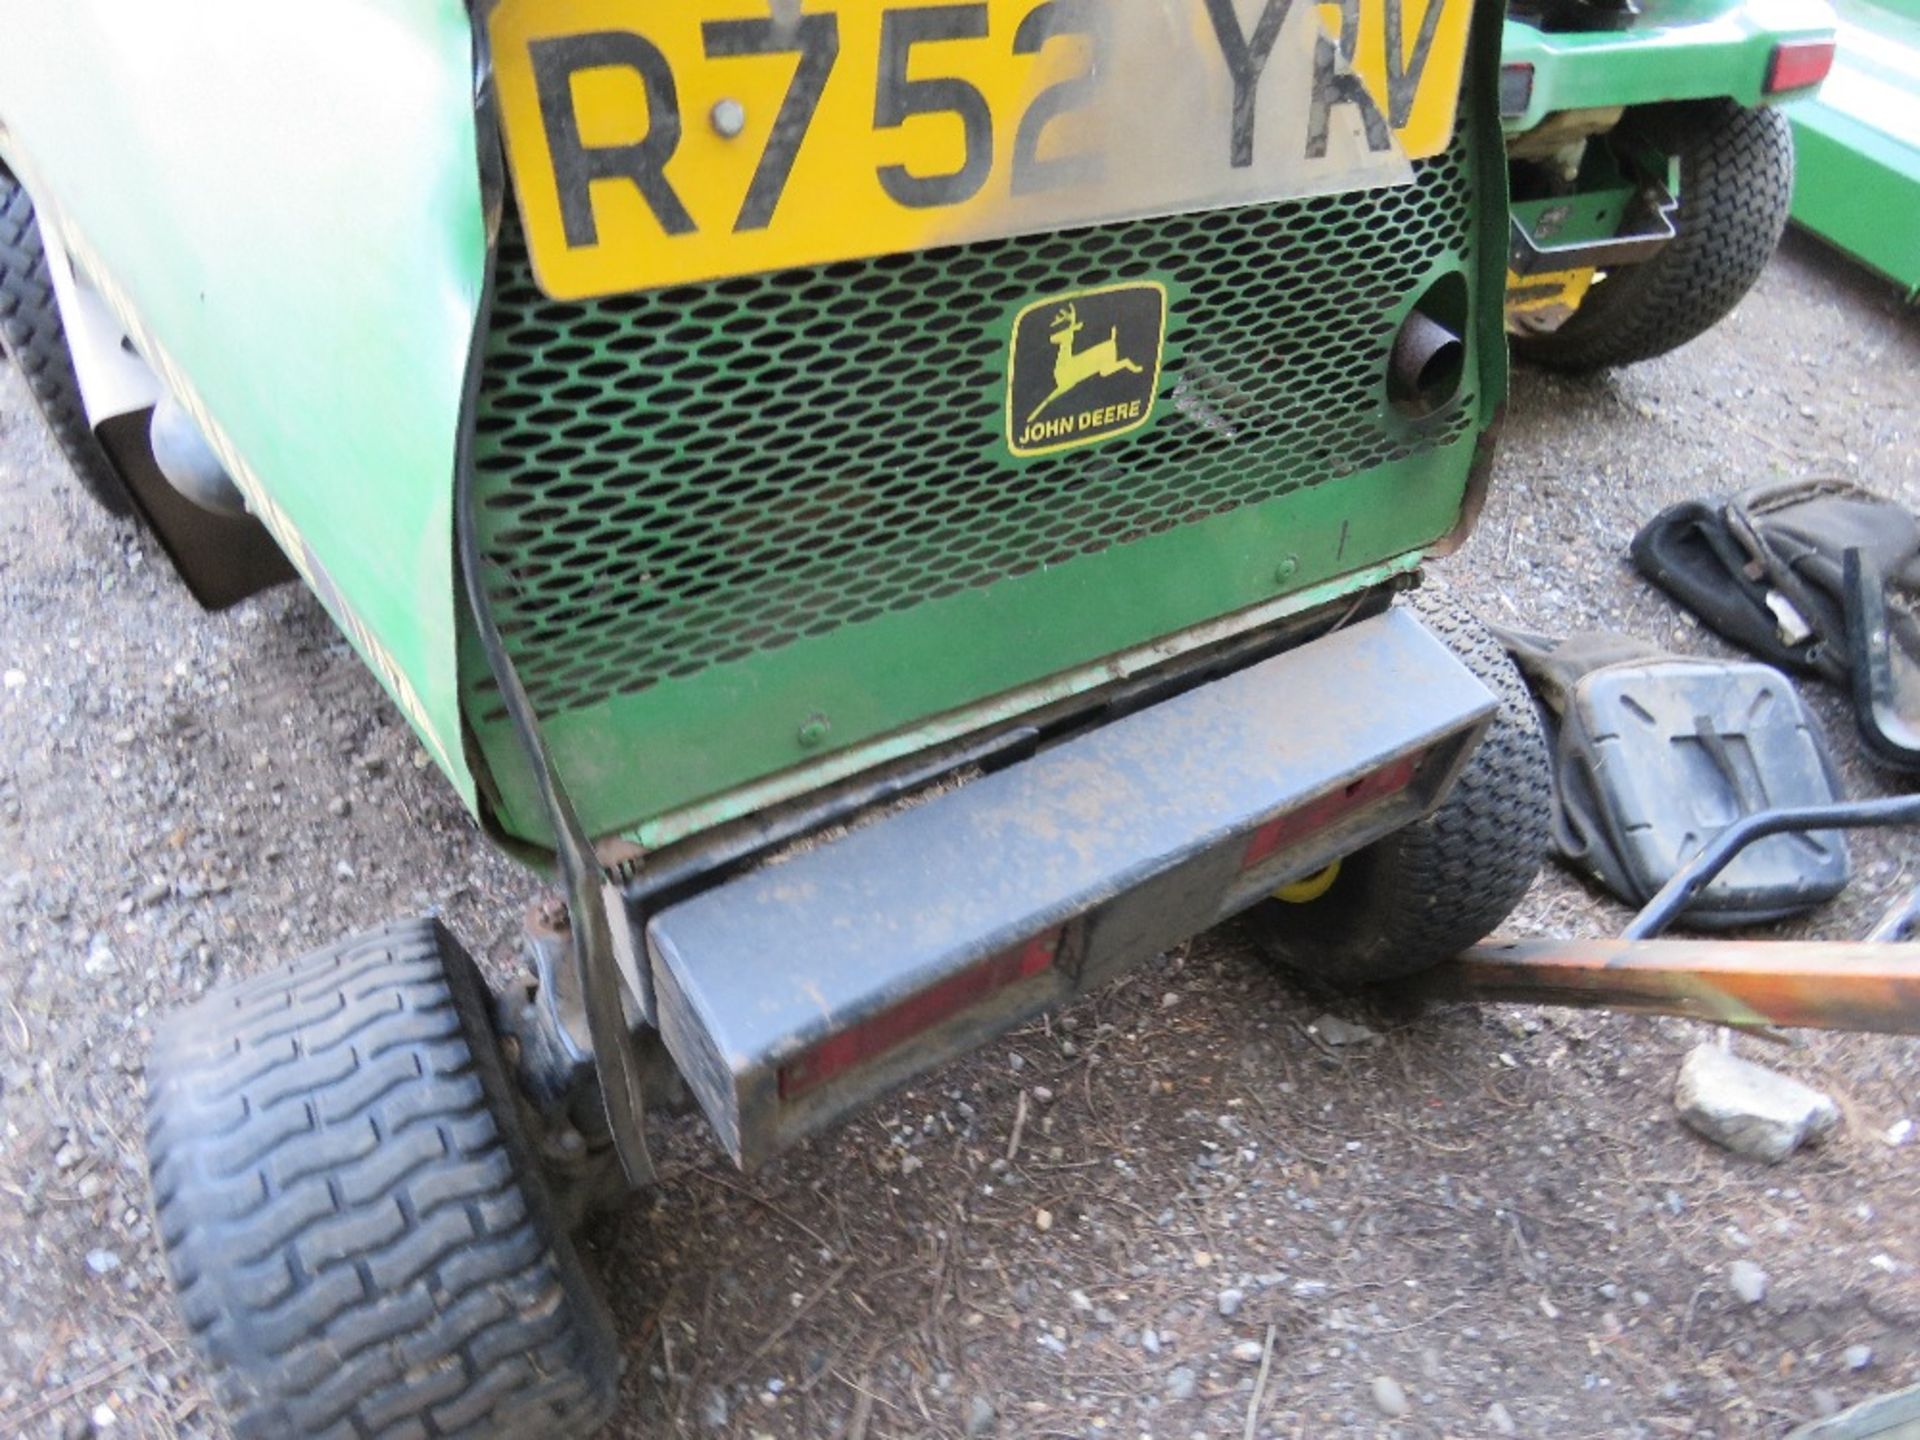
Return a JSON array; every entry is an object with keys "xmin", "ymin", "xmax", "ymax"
[
  {"xmin": 1245, "ymin": 591, "xmax": 1551, "ymax": 985},
  {"xmin": 145, "ymin": 918, "xmax": 622, "ymax": 1439},
  {"xmin": 0, "ymin": 172, "xmax": 135, "ymax": 517},
  {"xmin": 1512, "ymin": 100, "xmax": 1794, "ymax": 373}
]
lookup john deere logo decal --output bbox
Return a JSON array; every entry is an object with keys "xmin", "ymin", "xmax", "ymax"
[{"xmin": 1007, "ymin": 283, "xmax": 1166, "ymax": 457}]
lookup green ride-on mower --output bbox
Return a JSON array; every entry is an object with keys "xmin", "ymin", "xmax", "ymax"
[
  {"xmin": 1499, "ymin": 0, "xmax": 1838, "ymax": 368},
  {"xmin": 2, "ymin": 1, "xmax": 1547, "ymax": 1433},
  {"xmin": 1786, "ymin": 0, "xmax": 1920, "ymax": 298}
]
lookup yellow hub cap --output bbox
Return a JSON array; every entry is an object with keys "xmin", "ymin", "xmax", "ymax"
[{"xmin": 1274, "ymin": 861, "xmax": 1342, "ymax": 904}]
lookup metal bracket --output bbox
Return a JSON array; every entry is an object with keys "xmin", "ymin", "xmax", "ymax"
[{"xmin": 1507, "ymin": 180, "xmax": 1678, "ymax": 277}]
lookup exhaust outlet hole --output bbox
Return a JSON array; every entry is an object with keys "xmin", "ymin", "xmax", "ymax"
[{"xmin": 1388, "ymin": 271, "xmax": 1469, "ymax": 420}]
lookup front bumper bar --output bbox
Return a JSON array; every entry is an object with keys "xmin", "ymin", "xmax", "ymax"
[{"xmin": 646, "ymin": 608, "xmax": 1495, "ymax": 1169}]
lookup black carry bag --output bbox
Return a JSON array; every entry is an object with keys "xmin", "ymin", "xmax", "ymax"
[
  {"xmin": 1493, "ymin": 627, "xmax": 1851, "ymax": 927},
  {"xmin": 1631, "ymin": 479, "xmax": 1920, "ymax": 770}
]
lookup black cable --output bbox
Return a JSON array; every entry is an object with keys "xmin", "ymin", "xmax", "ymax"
[{"xmin": 452, "ymin": 28, "xmax": 652, "ymax": 1186}]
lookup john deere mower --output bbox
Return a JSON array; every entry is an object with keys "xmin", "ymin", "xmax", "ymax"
[
  {"xmin": 0, "ymin": 0, "xmax": 1542, "ymax": 1432},
  {"xmin": 1500, "ymin": 0, "xmax": 1837, "ymax": 368}
]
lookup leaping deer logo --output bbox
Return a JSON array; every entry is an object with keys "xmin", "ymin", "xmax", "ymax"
[{"xmin": 1026, "ymin": 302, "xmax": 1145, "ymax": 425}]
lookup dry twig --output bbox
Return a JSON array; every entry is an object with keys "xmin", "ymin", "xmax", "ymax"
[
  {"xmin": 1006, "ymin": 1088, "xmax": 1030, "ymax": 1162},
  {"xmin": 696, "ymin": 1169, "xmax": 837, "ymax": 1255},
  {"xmin": 1, "ymin": 1341, "xmax": 165, "ymax": 1429},
  {"xmin": 1243, "ymin": 1323, "xmax": 1276, "ymax": 1440},
  {"xmin": 727, "ymin": 1257, "xmax": 855, "ymax": 1383}
]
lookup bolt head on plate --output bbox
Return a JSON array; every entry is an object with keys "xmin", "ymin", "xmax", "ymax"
[{"xmin": 711, "ymin": 98, "xmax": 748, "ymax": 139}]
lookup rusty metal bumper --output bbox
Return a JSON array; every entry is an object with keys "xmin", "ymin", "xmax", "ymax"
[{"xmin": 645, "ymin": 609, "xmax": 1496, "ymax": 1169}]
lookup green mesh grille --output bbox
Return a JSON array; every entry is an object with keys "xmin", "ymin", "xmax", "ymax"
[{"xmin": 473, "ymin": 144, "xmax": 1475, "ymax": 722}]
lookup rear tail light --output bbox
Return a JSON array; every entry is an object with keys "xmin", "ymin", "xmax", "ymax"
[
  {"xmin": 1766, "ymin": 39, "xmax": 1836, "ymax": 94},
  {"xmin": 1240, "ymin": 753, "xmax": 1423, "ymax": 871},
  {"xmin": 778, "ymin": 929, "xmax": 1062, "ymax": 1101}
]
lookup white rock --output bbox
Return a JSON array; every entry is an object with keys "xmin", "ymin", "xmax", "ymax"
[
  {"xmin": 1845, "ymin": 1343, "xmax": 1873, "ymax": 1370},
  {"xmin": 1486, "ymin": 1401, "xmax": 1517, "ymax": 1436},
  {"xmin": 1310, "ymin": 1014, "xmax": 1379, "ymax": 1046},
  {"xmin": 1231, "ymin": 1340, "xmax": 1264, "ymax": 1363},
  {"xmin": 1728, "ymin": 1260, "xmax": 1768, "ymax": 1305},
  {"xmin": 1674, "ymin": 1045, "xmax": 1839, "ymax": 1163},
  {"xmin": 1371, "ymin": 1375, "xmax": 1409, "ymax": 1418},
  {"xmin": 963, "ymin": 1394, "xmax": 997, "ymax": 1436},
  {"xmin": 1886, "ymin": 1118, "xmax": 1913, "ymax": 1147},
  {"xmin": 1216, "ymin": 1288, "xmax": 1245, "ymax": 1318},
  {"xmin": 85, "ymin": 1249, "xmax": 121, "ymax": 1275}
]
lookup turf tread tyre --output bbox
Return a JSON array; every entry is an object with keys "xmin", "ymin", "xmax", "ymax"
[
  {"xmin": 0, "ymin": 174, "xmax": 134, "ymax": 515},
  {"xmin": 1249, "ymin": 591, "xmax": 1551, "ymax": 984},
  {"xmin": 146, "ymin": 919, "xmax": 620, "ymax": 1439},
  {"xmin": 1513, "ymin": 101, "xmax": 1793, "ymax": 372}
]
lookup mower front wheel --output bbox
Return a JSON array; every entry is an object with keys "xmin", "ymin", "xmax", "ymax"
[
  {"xmin": 1245, "ymin": 592, "xmax": 1551, "ymax": 984},
  {"xmin": 145, "ymin": 919, "xmax": 621, "ymax": 1439}
]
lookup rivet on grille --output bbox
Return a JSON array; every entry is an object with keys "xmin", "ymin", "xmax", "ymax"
[{"xmin": 797, "ymin": 715, "xmax": 832, "ymax": 750}]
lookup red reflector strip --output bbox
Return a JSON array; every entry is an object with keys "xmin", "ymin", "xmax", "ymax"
[
  {"xmin": 1240, "ymin": 753, "xmax": 1422, "ymax": 871},
  {"xmin": 778, "ymin": 931, "xmax": 1060, "ymax": 1101},
  {"xmin": 1767, "ymin": 39, "xmax": 1835, "ymax": 93}
]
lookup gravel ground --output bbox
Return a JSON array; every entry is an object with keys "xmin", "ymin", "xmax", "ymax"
[{"xmin": 0, "ymin": 230, "xmax": 1915, "ymax": 1439}]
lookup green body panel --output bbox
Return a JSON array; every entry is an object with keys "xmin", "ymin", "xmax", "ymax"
[
  {"xmin": 1786, "ymin": 0, "xmax": 1920, "ymax": 295},
  {"xmin": 3, "ymin": 1, "xmax": 1511, "ymax": 857},
  {"xmin": 465, "ymin": 67, "xmax": 1511, "ymax": 846},
  {"xmin": 486, "ymin": 449, "xmax": 1473, "ymax": 847},
  {"xmin": 1502, "ymin": 0, "xmax": 1838, "ymax": 134},
  {"xmin": 0, "ymin": 2, "xmax": 486, "ymax": 803}
]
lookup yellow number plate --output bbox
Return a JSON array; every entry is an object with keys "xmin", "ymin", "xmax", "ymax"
[{"xmin": 491, "ymin": 0, "xmax": 1473, "ymax": 300}]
